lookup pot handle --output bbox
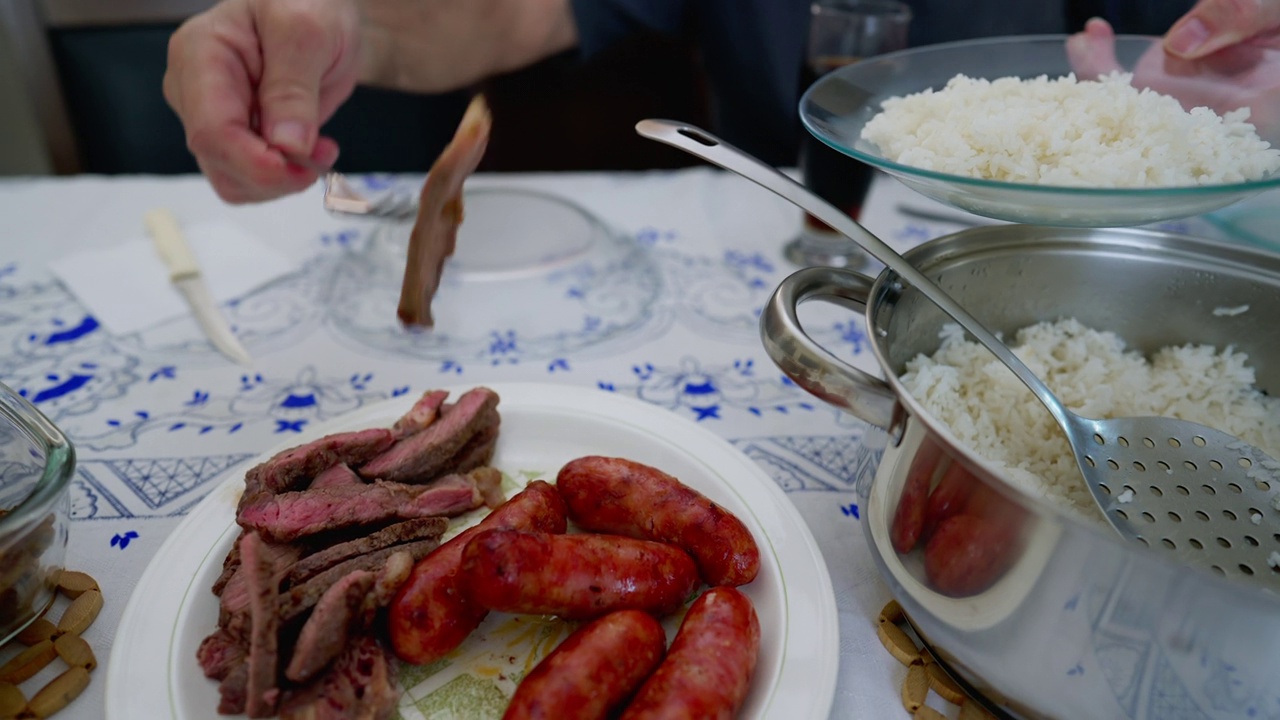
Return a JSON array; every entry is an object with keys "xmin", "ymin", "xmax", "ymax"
[{"xmin": 760, "ymin": 266, "xmax": 898, "ymax": 429}]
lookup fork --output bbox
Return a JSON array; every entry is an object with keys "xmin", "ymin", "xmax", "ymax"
[{"xmin": 284, "ymin": 153, "xmax": 419, "ymax": 220}]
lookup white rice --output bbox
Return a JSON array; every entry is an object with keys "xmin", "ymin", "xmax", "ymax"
[
  {"xmin": 860, "ymin": 72, "xmax": 1280, "ymax": 187},
  {"xmin": 899, "ymin": 318, "xmax": 1280, "ymax": 525}
]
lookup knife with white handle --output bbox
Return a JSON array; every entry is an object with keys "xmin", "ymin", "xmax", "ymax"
[{"xmin": 145, "ymin": 209, "xmax": 253, "ymax": 366}]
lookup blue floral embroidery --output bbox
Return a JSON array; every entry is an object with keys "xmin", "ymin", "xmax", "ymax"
[
  {"xmin": 276, "ymin": 419, "xmax": 308, "ymax": 433},
  {"xmin": 111, "ymin": 530, "xmax": 139, "ymax": 549}
]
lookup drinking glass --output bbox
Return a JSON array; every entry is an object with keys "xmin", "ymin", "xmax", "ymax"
[{"xmin": 786, "ymin": 0, "xmax": 912, "ymax": 268}]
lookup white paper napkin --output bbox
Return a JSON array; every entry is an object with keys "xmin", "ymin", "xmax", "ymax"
[{"xmin": 49, "ymin": 220, "xmax": 296, "ymax": 336}]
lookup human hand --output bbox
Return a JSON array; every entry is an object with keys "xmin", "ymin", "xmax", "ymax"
[
  {"xmin": 1066, "ymin": 17, "xmax": 1280, "ymax": 144},
  {"xmin": 163, "ymin": 0, "xmax": 361, "ymax": 203},
  {"xmin": 1164, "ymin": 0, "xmax": 1280, "ymax": 59}
]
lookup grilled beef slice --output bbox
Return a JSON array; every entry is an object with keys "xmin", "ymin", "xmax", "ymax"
[
  {"xmin": 218, "ymin": 540, "xmax": 303, "ymax": 639},
  {"xmin": 359, "ymin": 387, "xmax": 499, "ymax": 483},
  {"xmin": 279, "ymin": 634, "xmax": 399, "ymax": 720},
  {"xmin": 238, "ymin": 474, "xmax": 482, "ymax": 544},
  {"xmin": 396, "ymin": 95, "xmax": 492, "ymax": 329},
  {"xmin": 239, "ymin": 428, "xmax": 394, "ymax": 510},
  {"xmin": 444, "ymin": 418, "xmax": 500, "ymax": 478},
  {"xmin": 284, "ymin": 516, "xmax": 447, "ymax": 588},
  {"xmin": 218, "ymin": 661, "xmax": 250, "ymax": 715},
  {"xmin": 212, "ymin": 529, "xmax": 246, "ymax": 597},
  {"xmin": 391, "ymin": 389, "xmax": 449, "ymax": 439},
  {"xmin": 361, "ymin": 550, "xmax": 414, "ymax": 623},
  {"xmin": 197, "ymin": 628, "xmax": 246, "ymax": 681},
  {"xmin": 242, "ymin": 532, "xmax": 281, "ymax": 718},
  {"xmin": 307, "ymin": 463, "xmax": 363, "ymax": 490},
  {"xmin": 284, "ymin": 569, "xmax": 376, "ymax": 684},
  {"xmin": 279, "ymin": 538, "xmax": 441, "ymax": 623}
]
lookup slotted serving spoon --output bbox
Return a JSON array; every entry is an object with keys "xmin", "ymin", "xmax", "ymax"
[{"xmin": 636, "ymin": 119, "xmax": 1280, "ymax": 584}]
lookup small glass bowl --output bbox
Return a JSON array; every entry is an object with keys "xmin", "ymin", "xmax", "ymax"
[
  {"xmin": 800, "ymin": 35, "xmax": 1280, "ymax": 227},
  {"xmin": 0, "ymin": 381, "xmax": 75, "ymax": 645}
]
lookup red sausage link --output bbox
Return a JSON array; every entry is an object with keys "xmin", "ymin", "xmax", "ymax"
[
  {"xmin": 502, "ymin": 610, "xmax": 667, "ymax": 720},
  {"xmin": 460, "ymin": 530, "xmax": 700, "ymax": 620},
  {"xmin": 922, "ymin": 457, "xmax": 975, "ymax": 541},
  {"xmin": 388, "ymin": 480, "xmax": 567, "ymax": 664},
  {"xmin": 556, "ymin": 456, "xmax": 760, "ymax": 587},
  {"xmin": 891, "ymin": 438, "xmax": 944, "ymax": 553},
  {"xmin": 924, "ymin": 513, "xmax": 1021, "ymax": 597},
  {"xmin": 619, "ymin": 586, "xmax": 760, "ymax": 720}
]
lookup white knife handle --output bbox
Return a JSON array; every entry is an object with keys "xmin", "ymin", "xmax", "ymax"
[{"xmin": 145, "ymin": 209, "xmax": 200, "ymax": 281}]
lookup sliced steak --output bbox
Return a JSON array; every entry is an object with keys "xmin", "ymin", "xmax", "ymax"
[
  {"xmin": 396, "ymin": 94, "xmax": 492, "ymax": 328},
  {"xmin": 197, "ymin": 628, "xmax": 246, "ymax": 681},
  {"xmin": 218, "ymin": 539, "xmax": 304, "ymax": 639},
  {"xmin": 285, "ymin": 517, "xmax": 448, "ymax": 588},
  {"xmin": 238, "ymin": 475, "xmax": 481, "ymax": 544},
  {"xmin": 218, "ymin": 661, "xmax": 249, "ymax": 715},
  {"xmin": 279, "ymin": 538, "xmax": 441, "ymax": 623},
  {"xmin": 446, "ymin": 418, "xmax": 500, "ymax": 479},
  {"xmin": 240, "ymin": 428, "xmax": 395, "ymax": 510},
  {"xmin": 285, "ymin": 569, "xmax": 375, "ymax": 684},
  {"xmin": 212, "ymin": 529, "xmax": 246, "ymax": 597},
  {"xmin": 279, "ymin": 634, "xmax": 399, "ymax": 720},
  {"xmin": 361, "ymin": 550, "xmax": 414, "ymax": 624},
  {"xmin": 359, "ymin": 387, "xmax": 499, "ymax": 483},
  {"xmin": 242, "ymin": 532, "xmax": 281, "ymax": 718},
  {"xmin": 392, "ymin": 389, "xmax": 449, "ymax": 440},
  {"xmin": 308, "ymin": 463, "xmax": 363, "ymax": 491}
]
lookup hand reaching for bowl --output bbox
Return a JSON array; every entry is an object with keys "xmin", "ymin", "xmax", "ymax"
[{"xmin": 1066, "ymin": 7, "xmax": 1280, "ymax": 146}]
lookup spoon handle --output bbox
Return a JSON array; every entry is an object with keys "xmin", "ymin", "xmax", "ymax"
[{"xmin": 635, "ymin": 119, "xmax": 1071, "ymax": 429}]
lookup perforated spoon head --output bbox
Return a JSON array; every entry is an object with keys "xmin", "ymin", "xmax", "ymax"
[{"xmin": 1070, "ymin": 413, "xmax": 1280, "ymax": 586}]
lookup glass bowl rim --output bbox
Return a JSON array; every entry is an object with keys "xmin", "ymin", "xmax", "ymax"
[
  {"xmin": 799, "ymin": 33, "xmax": 1280, "ymax": 196},
  {"xmin": 0, "ymin": 382, "xmax": 76, "ymax": 536}
]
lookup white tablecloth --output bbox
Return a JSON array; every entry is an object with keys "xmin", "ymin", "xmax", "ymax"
[{"xmin": 0, "ymin": 168, "xmax": 1233, "ymax": 719}]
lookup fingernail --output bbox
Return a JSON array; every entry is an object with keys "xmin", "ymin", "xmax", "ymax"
[
  {"xmin": 269, "ymin": 121, "xmax": 308, "ymax": 152},
  {"xmin": 1166, "ymin": 17, "xmax": 1210, "ymax": 55}
]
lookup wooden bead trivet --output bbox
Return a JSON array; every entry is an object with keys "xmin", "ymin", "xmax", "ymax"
[
  {"xmin": 0, "ymin": 572, "xmax": 101, "ymax": 719},
  {"xmin": 877, "ymin": 600, "xmax": 997, "ymax": 720}
]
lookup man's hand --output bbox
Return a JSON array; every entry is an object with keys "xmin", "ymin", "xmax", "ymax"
[
  {"xmin": 1067, "ymin": 17, "xmax": 1280, "ymax": 145},
  {"xmin": 163, "ymin": 0, "xmax": 576, "ymax": 205},
  {"xmin": 1165, "ymin": 0, "xmax": 1280, "ymax": 59},
  {"xmin": 163, "ymin": 0, "xmax": 359, "ymax": 203}
]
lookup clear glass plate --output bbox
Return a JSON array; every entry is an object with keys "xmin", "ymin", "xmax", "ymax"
[{"xmin": 800, "ymin": 35, "xmax": 1280, "ymax": 227}]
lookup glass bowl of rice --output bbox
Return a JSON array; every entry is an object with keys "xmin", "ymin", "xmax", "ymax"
[{"xmin": 800, "ymin": 34, "xmax": 1280, "ymax": 227}]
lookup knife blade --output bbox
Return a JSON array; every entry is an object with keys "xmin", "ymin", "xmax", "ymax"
[{"xmin": 145, "ymin": 209, "xmax": 254, "ymax": 366}]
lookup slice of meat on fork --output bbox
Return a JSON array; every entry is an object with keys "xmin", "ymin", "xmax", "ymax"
[{"xmin": 397, "ymin": 94, "xmax": 493, "ymax": 328}]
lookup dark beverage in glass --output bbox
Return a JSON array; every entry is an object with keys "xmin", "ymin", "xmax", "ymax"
[
  {"xmin": 785, "ymin": 0, "xmax": 911, "ymax": 268},
  {"xmin": 799, "ymin": 54, "xmax": 873, "ymax": 232}
]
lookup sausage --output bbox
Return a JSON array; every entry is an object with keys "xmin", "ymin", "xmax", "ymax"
[
  {"xmin": 924, "ymin": 513, "xmax": 1020, "ymax": 597},
  {"xmin": 460, "ymin": 530, "xmax": 700, "ymax": 620},
  {"xmin": 619, "ymin": 586, "xmax": 760, "ymax": 720},
  {"xmin": 387, "ymin": 480, "xmax": 567, "ymax": 664},
  {"xmin": 502, "ymin": 610, "xmax": 667, "ymax": 720},
  {"xmin": 891, "ymin": 438, "xmax": 944, "ymax": 553},
  {"xmin": 921, "ymin": 457, "xmax": 975, "ymax": 541},
  {"xmin": 556, "ymin": 456, "xmax": 759, "ymax": 587}
]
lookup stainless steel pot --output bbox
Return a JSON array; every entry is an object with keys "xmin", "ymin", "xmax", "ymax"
[{"xmin": 762, "ymin": 224, "xmax": 1280, "ymax": 720}]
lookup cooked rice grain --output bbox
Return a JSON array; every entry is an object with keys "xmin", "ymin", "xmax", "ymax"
[{"xmin": 861, "ymin": 73, "xmax": 1280, "ymax": 187}]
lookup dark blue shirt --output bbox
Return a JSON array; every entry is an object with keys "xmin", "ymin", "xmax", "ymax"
[{"xmin": 571, "ymin": 0, "xmax": 1193, "ymax": 165}]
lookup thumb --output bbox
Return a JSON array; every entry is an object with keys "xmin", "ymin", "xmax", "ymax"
[
  {"xmin": 1165, "ymin": 0, "xmax": 1280, "ymax": 59},
  {"xmin": 255, "ymin": 4, "xmax": 341, "ymax": 155}
]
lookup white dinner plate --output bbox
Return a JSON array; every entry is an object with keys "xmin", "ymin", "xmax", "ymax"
[{"xmin": 105, "ymin": 382, "xmax": 838, "ymax": 720}]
